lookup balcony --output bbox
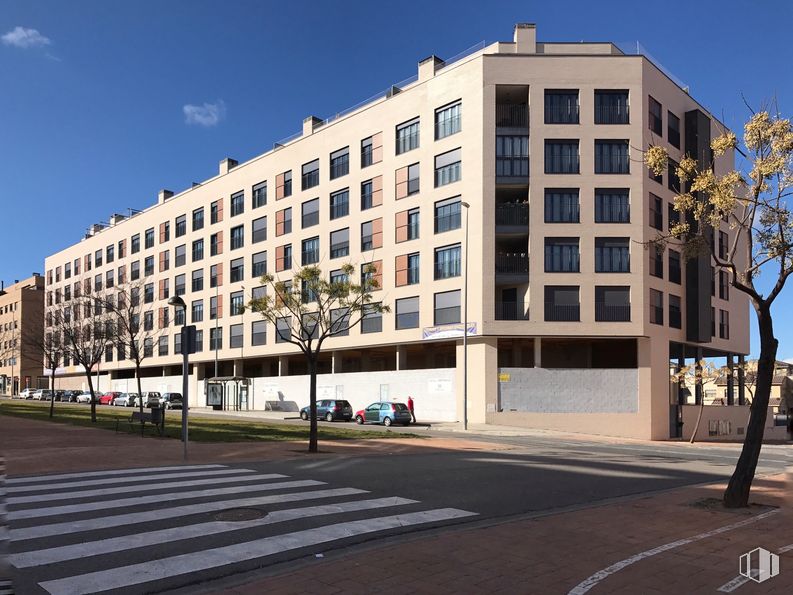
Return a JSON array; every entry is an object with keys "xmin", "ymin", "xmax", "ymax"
[
  {"xmin": 544, "ymin": 303, "xmax": 580, "ymax": 322},
  {"xmin": 595, "ymin": 303, "xmax": 631, "ymax": 322},
  {"xmin": 495, "ymin": 253, "xmax": 529, "ymax": 285},
  {"xmin": 496, "ymin": 104, "xmax": 528, "ymax": 129},
  {"xmin": 495, "ymin": 203, "xmax": 529, "ymax": 235},
  {"xmin": 495, "ymin": 301, "xmax": 529, "ymax": 321}
]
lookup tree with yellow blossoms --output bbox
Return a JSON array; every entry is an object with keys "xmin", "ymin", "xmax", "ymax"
[{"xmin": 646, "ymin": 109, "xmax": 793, "ymax": 508}]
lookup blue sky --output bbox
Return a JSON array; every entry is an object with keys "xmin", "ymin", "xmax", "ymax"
[{"xmin": 1, "ymin": 0, "xmax": 792, "ymax": 359}]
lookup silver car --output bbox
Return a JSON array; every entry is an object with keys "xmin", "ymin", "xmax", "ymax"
[
  {"xmin": 112, "ymin": 393, "xmax": 137, "ymax": 407},
  {"xmin": 33, "ymin": 389, "xmax": 53, "ymax": 401}
]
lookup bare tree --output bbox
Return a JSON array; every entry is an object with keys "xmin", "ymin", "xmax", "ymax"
[
  {"xmin": 671, "ymin": 360, "xmax": 724, "ymax": 443},
  {"xmin": 248, "ymin": 263, "xmax": 389, "ymax": 453},
  {"xmin": 22, "ymin": 307, "xmax": 63, "ymax": 418},
  {"xmin": 646, "ymin": 108, "xmax": 793, "ymax": 507}
]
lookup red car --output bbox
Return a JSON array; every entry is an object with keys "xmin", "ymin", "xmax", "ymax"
[{"xmin": 99, "ymin": 391, "xmax": 121, "ymax": 405}]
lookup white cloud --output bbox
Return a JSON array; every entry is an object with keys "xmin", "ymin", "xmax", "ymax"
[
  {"xmin": 183, "ymin": 100, "xmax": 226, "ymax": 127},
  {"xmin": 2, "ymin": 26, "xmax": 51, "ymax": 49}
]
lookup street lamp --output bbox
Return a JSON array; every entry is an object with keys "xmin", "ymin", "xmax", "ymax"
[
  {"xmin": 168, "ymin": 295, "xmax": 189, "ymax": 460},
  {"xmin": 461, "ymin": 201, "xmax": 470, "ymax": 431}
]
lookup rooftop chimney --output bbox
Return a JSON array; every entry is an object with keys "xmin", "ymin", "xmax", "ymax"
[
  {"xmin": 158, "ymin": 189, "xmax": 174, "ymax": 204},
  {"xmin": 109, "ymin": 213, "xmax": 126, "ymax": 226},
  {"xmin": 418, "ymin": 55, "xmax": 444, "ymax": 81},
  {"xmin": 303, "ymin": 116, "xmax": 324, "ymax": 136},
  {"xmin": 513, "ymin": 23, "xmax": 537, "ymax": 54},
  {"xmin": 219, "ymin": 158, "xmax": 239, "ymax": 175}
]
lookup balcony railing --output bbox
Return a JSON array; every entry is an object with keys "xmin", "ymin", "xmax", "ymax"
[
  {"xmin": 495, "ymin": 301, "xmax": 529, "ymax": 321},
  {"xmin": 495, "ymin": 203, "xmax": 529, "ymax": 227},
  {"xmin": 545, "ymin": 303, "xmax": 580, "ymax": 322},
  {"xmin": 496, "ymin": 104, "xmax": 528, "ymax": 128},
  {"xmin": 595, "ymin": 303, "xmax": 631, "ymax": 322},
  {"xmin": 495, "ymin": 253, "xmax": 529, "ymax": 275}
]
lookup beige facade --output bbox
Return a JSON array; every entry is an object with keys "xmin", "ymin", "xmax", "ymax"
[
  {"xmin": 42, "ymin": 24, "xmax": 749, "ymax": 438},
  {"xmin": 0, "ymin": 275, "xmax": 45, "ymax": 394}
]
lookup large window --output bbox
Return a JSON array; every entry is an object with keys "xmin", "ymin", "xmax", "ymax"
[
  {"xmin": 330, "ymin": 147, "xmax": 349, "ymax": 180},
  {"xmin": 276, "ymin": 170, "xmax": 292, "ymax": 199},
  {"xmin": 648, "ymin": 96, "xmax": 663, "ymax": 135},
  {"xmin": 544, "ymin": 286, "xmax": 580, "ymax": 322},
  {"xmin": 595, "ymin": 286, "xmax": 630, "ymax": 322},
  {"xmin": 230, "ymin": 291, "xmax": 245, "ymax": 316},
  {"xmin": 669, "ymin": 250, "xmax": 682, "ymax": 284},
  {"xmin": 594, "ymin": 90, "xmax": 629, "ymax": 124},
  {"xmin": 544, "ymin": 90, "xmax": 579, "ymax": 124},
  {"xmin": 252, "ymin": 251, "xmax": 266, "ymax": 278},
  {"xmin": 396, "ymin": 253, "xmax": 420, "ymax": 286},
  {"xmin": 175, "ymin": 244, "xmax": 186, "ymax": 267},
  {"xmin": 544, "ymin": 238, "xmax": 580, "ymax": 272},
  {"xmin": 275, "ymin": 317, "xmax": 291, "ymax": 343},
  {"xmin": 650, "ymin": 289, "xmax": 664, "ymax": 325},
  {"xmin": 253, "ymin": 181, "xmax": 267, "ymax": 208},
  {"xmin": 496, "ymin": 136, "xmax": 529, "ymax": 177},
  {"xmin": 434, "ymin": 244, "xmax": 461, "ymax": 279},
  {"xmin": 192, "ymin": 208, "xmax": 204, "ymax": 231},
  {"xmin": 145, "ymin": 228, "xmax": 154, "ymax": 249},
  {"xmin": 361, "ymin": 219, "xmax": 382, "ymax": 250},
  {"xmin": 396, "ymin": 117, "xmax": 420, "ymax": 154},
  {"xmin": 276, "ymin": 207, "xmax": 292, "ymax": 236},
  {"xmin": 302, "ymin": 159, "xmax": 320, "ymax": 190},
  {"xmin": 192, "ymin": 239, "xmax": 204, "ymax": 262},
  {"xmin": 595, "ymin": 238, "xmax": 630, "ymax": 272},
  {"xmin": 175, "ymin": 215, "xmax": 186, "ymax": 237},
  {"xmin": 174, "ymin": 273, "xmax": 185, "ymax": 296},
  {"xmin": 229, "ymin": 324, "xmax": 243, "ymax": 348},
  {"xmin": 435, "ymin": 101, "xmax": 461, "ymax": 139},
  {"xmin": 668, "ymin": 112, "xmax": 681, "ymax": 148},
  {"xmin": 649, "ymin": 194, "xmax": 663, "ymax": 230},
  {"xmin": 595, "ymin": 189, "xmax": 630, "ymax": 223},
  {"xmin": 330, "ymin": 308, "xmax": 350, "ymax": 336},
  {"xmin": 361, "ymin": 134, "xmax": 381, "ymax": 168},
  {"xmin": 669, "ymin": 295, "xmax": 682, "ymax": 329},
  {"xmin": 209, "ymin": 327, "xmax": 222, "ymax": 351},
  {"xmin": 210, "ymin": 200, "xmax": 221, "ymax": 224},
  {"xmin": 230, "ymin": 225, "xmax": 244, "ymax": 250},
  {"xmin": 361, "ymin": 178, "xmax": 381, "ymax": 210},
  {"xmin": 144, "ymin": 256, "xmax": 154, "ymax": 277},
  {"xmin": 191, "ymin": 300, "xmax": 203, "ymax": 323},
  {"xmin": 132, "ymin": 233, "xmax": 140, "ymax": 253},
  {"xmin": 434, "ymin": 290, "xmax": 460, "ymax": 325},
  {"xmin": 434, "ymin": 197, "xmax": 461, "ymax": 233},
  {"xmin": 396, "ymin": 163, "xmax": 420, "ymax": 199},
  {"xmin": 131, "ymin": 261, "xmax": 140, "ymax": 281},
  {"xmin": 301, "ymin": 237, "xmax": 319, "ymax": 265},
  {"xmin": 650, "ymin": 245, "xmax": 664, "ymax": 278},
  {"xmin": 719, "ymin": 270, "xmax": 730, "ymax": 300},
  {"xmin": 544, "ymin": 140, "xmax": 579, "ymax": 174},
  {"xmin": 302, "ymin": 198, "xmax": 320, "ymax": 228},
  {"xmin": 330, "ymin": 189, "xmax": 349, "ymax": 220},
  {"xmin": 230, "ymin": 191, "xmax": 245, "ymax": 217},
  {"xmin": 719, "ymin": 309, "xmax": 730, "ymax": 339},
  {"xmin": 251, "ymin": 320, "xmax": 266, "ymax": 346},
  {"xmin": 252, "ymin": 216, "xmax": 267, "ymax": 244},
  {"xmin": 544, "ymin": 189, "xmax": 580, "ymax": 223},
  {"xmin": 330, "ymin": 228, "xmax": 349, "ymax": 258},
  {"xmin": 191, "ymin": 269, "xmax": 203, "ymax": 292},
  {"xmin": 668, "ymin": 159, "xmax": 681, "ymax": 193},
  {"xmin": 230, "ymin": 258, "xmax": 244, "ymax": 283},
  {"xmin": 395, "ymin": 297, "xmax": 420, "ymax": 329},
  {"xmin": 434, "ymin": 148, "xmax": 461, "ymax": 187},
  {"xmin": 595, "ymin": 140, "xmax": 630, "ymax": 173},
  {"xmin": 210, "ymin": 264, "xmax": 220, "ymax": 288},
  {"xmin": 361, "ymin": 303, "xmax": 383, "ymax": 333}
]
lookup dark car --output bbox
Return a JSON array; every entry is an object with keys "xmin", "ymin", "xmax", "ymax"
[
  {"xmin": 300, "ymin": 399, "xmax": 353, "ymax": 422},
  {"xmin": 147, "ymin": 392, "xmax": 183, "ymax": 409},
  {"xmin": 61, "ymin": 390, "xmax": 79, "ymax": 403}
]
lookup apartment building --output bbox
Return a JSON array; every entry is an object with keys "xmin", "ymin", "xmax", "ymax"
[
  {"xmin": 0, "ymin": 275, "xmax": 45, "ymax": 395},
  {"xmin": 43, "ymin": 23, "xmax": 748, "ymax": 438}
]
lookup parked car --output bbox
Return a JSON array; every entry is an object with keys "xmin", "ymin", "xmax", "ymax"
[
  {"xmin": 32, "ymin": 389, "xmax": 53, "ymax": 401},
  {"xmin": 143, "ymin": 392, "xmax": 162, "ymax": 408},
  {"xmin": 150, "ymin": 392, "xmax": 182, "ymax": 410},
  {"xmin": 355, "ymin": 402, "xmax": 412, "ymax": 426},
  {"xmin": 75, "ymin": 391, "xmax": 95, "ymax": 404},
  {"xmin": 61, "ymin": 390, "xmax": 79, "ymax": 403},
  {"xmin": 99, "ymin": 391, "xmax": 121, "ymax": 405},
  {"xmin": 112, "ymin": 393, "xmax": 138, "ymax": 407},
  {"xmin": 299, "ymin": 399, "xmax": 353, "ymax": 422},
  {"xmin": 53, "ymin": 390, "xmax": 65, "ymax": 402},
  {"xmin": 19, "ymin": 388, "xmax": 37, "ymax": 399}
]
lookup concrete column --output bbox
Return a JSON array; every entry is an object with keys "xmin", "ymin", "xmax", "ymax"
[
  {"xmin": 233, "ymin": 359, "xmax": 243, "ymax": 377},
  {"xmin": 637, "ymin": 336, "xmax": 671, "ymax": 439},
  {"xmin": 738, "ymin": 355, "xmax": 746, "ymax": 405},
  {"xmin": 533, "ymin": 337, "xmax": 542, "ymax": 368},
  {"xmin": 694, "ymin": 348, "xmax": 703, "ymax": 405},
  {"xmin": 455, "ymin": 337, "xmax": 498, "ymax": 425},
  {"xmin": 677, "ymin": 357, "xmax": 686, "ymax": 405},
  {"xmin": 331, "ymin": 351, "xmax": 341, "ymax": 374},
  {"xmin": 726, "ymin": 354, "xmax": 735, "ymax": 405},
  {"xmin": 278, "ymin": 356, "xmax": 289, "ymax": 376},
  {"xmin": 396, "ymin": 346, "xmax": 407, "ymax": 371}
]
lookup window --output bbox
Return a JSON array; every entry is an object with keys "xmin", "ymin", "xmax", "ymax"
[
  {"xmin": 94, "ymin": 249, "xmax": 103, "ymax": 267},
  {"xmin": 302, "ymin": 198, "xmax": 320, "ymax": 228},
  {"xmin": 669, "ymin": 295, "xmax": 682, "ymax": 329},
  {"xmin": 360, "ymin": 261, "xmax": 382, "ymax": 290},
  {"xmin": 276, "ymin": 207, "xmax": 292, "ymax": 236},
  {"xmin": 106, "ymin": 245, "xmax": 115, "ymax": 264},
  {"xmin": 145, "ymin": 228, "xmax": 154, "ymax": 249},
  {"xmin": 668, "ymin": 203, "xmax": 681, "ymax": 232},
  {"xmin": 396, "ymin": 253, "xmax": 420, "ymax": 286},
  {"xmin": 496, "ymin": 136, "xmax": 529, "ymax": 177},
  {"xmin": 230, "ymin": 225, "xmax": 244, "ymax": 250},
  {"xmin": 118, "ymin": 239, "xmax": 126, "ymax": 259},
  {"xmin": 595, "ymin": 286, "xmax": 630, "ymax": 322},
  {"xmin": 253, "ymin": 181, "xmax": 267, "ymax": 208},
  {"xmin": 160, "ymin": 250, "xmax": 170, "ymax": 272},
  {"xmin": 175, "ymin": 274, "xmax": 185, "ymax": 296},
  {"xmin": 144, "ymin": 311, "xmax": 153, "ymax": 331},
  {"xmin": 210, "ymin": 199, "xmax": 222, "ymax": 224},
  {"xmin": 395, "ymin": 207, "xmax": 420, "ymax": 243},
  {"xmin": 330, "ymin": 269, "xmax": 348, "ymax": 285},
  {"xmin": 251, "ymin": 320, "xmax": 266, "ymax": 346},
  {"xmin": 192, "ymin": 269, "xmax": 203, "ymax": 292},
  {"xmin": 302, "ymin": 159, "xmax": 320, "ymax": 190},
  {"xmin": 192, "ymin": 239, "xmax": 204, "ymax": 262},
  {"xmin": 276, "ymin": 244, "xmax": 292, "ymax": 272},
  {"xmin": 595, "ymin": 238, "xmax": 630, "ymax": 272},
  {"xmin": 594, "ymin": 90, "xmax": 629, "ymax": 124},
  {"xmin": 175, "ymin": 214, "xmax": 186, "ymax": 238},
  {"xmin": 669, "ymin": 250, "xmax": 682, "ymax": 284},
  {"xmin": 395, "ymin": 163, "xmax": 420, "ymax": 199},
  {"xmin": 544, "ymin": 189, "xmax": 580, "ymax": 223},
  {"xmin": 210, "ymin": 264, "xmax": 221, "ymax": 288},
  {"xmin": 159, "ymin": 278, "xmax": 170, "ymax": 300},
  {"xmin": 395, "ymin": 297, "xmax": 420, "ymax": 329},
  {"xmin": 648, "ymin": 96, "xmax": 663, "ymax": 135},
  {"xmin": 544, "ymin": 238, "xmax": 580, "ymax": 272},
  {"xmin": 209, "ymin": 295, "xmax": 220, "ymax": 320},
  {"xmin": 719, "ymin": 270, "xmax": 730, "ymax": 300},
  {"xmin": 192, "ymin": 208, "xmax": 204, "ymax": 231},
  {"xmin": 544, "ymin": 286, "xmax": 580, "ymax": 322},
  {"xmin": 330, "ymin": 147, "xmax": 349, "ymax": 179},
  {"xmin": 252, "ymin": 251, "xmax": 267, "ymax": 278},
  {"xmin": 668, "ymin": 159, "xmax": 681, "ymax": 193},
  {"xmin": 595, "ymin": 140, "xmax": 630, "ymax": 174},
  {"xmin": 144, "ymin": 256, "xmax": 154, "ymax": 277},
  {"xmin": 361, "ymin": 303, "xmax": 382, "ymax": 333},
  {"xmin": 361, "ymin": 219, "xmax": 383, "ymax": 250},
  {"xmin": 595, "ymin": 189, "xmax": 630, "ymax": 223},
  {"xmin": 275, "ymin": 317, "xmax": 291, "ymax": 343},
  {"xmin": 434, "ymin": 244, "xmax": 461, "ymax": 279},
  {"xmin": 650, "ymin": 245, "xmax": 663, "ymax": 278},
  {"xmin": 174, "ymin": 330, "xmax": 182, "ymax": 354},
  {"xmin": 276, "ymin": 170, "xmax": 292, "ymax": 199},
  {"xmin": 330, "ymin": 228, "xmax": 349, "ymax": 258},
  {"xmin": 434, "ymin": 290, "xmax": 460, "ymax": 325},
  {"xmin": 435, "ymin": 101, "xmax": 461, "ymax": 139},
  {"xmin": 231, "ymin": 191, "xmax": 245, "ymax": 217},
  {"xmin": 209, "ymin": 327, "xmax": 223, "ymax": 351},
  {"xmin": 649, "ymin": 161, "xmax": 663, "ymax": 185},
  {"xmin": 719, "ymin": 309, "xmax": 730, "ymax": 339},
  {"xmin": 210, "ymin": 233, "xmax": 222, "ymax": 256},
  {"xmin": 161, "ymin": 222, "xmax": 170, "ymax": 243},
  {"xmin": 650, "ymin": 289, "xmax": 664, "ymax": 325},
  {"xmin": 230, "ymin": 291, "xmax": 244, "ymax": 316},
  {"xmin": 330, "ymin": 189, "xmax": 349, "ymax": 219},
  {"xmin": 649, "ymin": 194, "xmax": 663, "ymax": 230},
  {"xmin": 106, "ymin": 270, "xmax": 114, "ymax": 288},
  {"xmin": 175, "ymin": 244, "xmax": 186, "ymax": 267},
  {"xmin": 132, "ymin": 234, "xmax": 140, "ymax": 253},
  {"xmin": 302, "ymin": 237, "xmax": 319, "ymax": 265},
  {"xmin": 158, "ymin": 336, "xmax": 168, "ymax": 357},
  {"xmin": 131, "ymin": 261, "xmax": 140, "ymax": 281},
  {"xmin": 230, "ymin": 258, "xmax": 244, "ymax": 283},
  {"xmin": 545, "ymin": 140, "xmax": 579, "ymax": 174},
  {"xmin": 434, "ymin": 197, "xmax": 461, "ymax": 233},
  {"xmin": 544, "ymin": 90, "xmax": 579, "ymax": 124},
  {"xmin": 668, "ymin": 112, "xmax": 681, "ymax": 148},
  {"xmin": 251, "ymin": 216, "xmax": 267, "ymax": 244},
  {"xmin": 434, "ymin": 148, "xmax": 461, "ymax": 187},
  {"xmin": 143, "ymin": 337, "xmax": 153, "ymax": 357},
  {"xmin": 329, "ymin": 308, "xmax": 350, "ymax": 336},
  {"xmin": 719, "ymin": 231, "xmax": 729, "ymax": 260},
  {"xmin": 396, "ymin": 117, "xmax": 419, "ymax": 154},
  {"xmin": 361, "ymin": 177, "xmax": 382, "ymax": 210}
]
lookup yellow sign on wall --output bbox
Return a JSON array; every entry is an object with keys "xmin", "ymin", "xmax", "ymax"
[{"xmin": 498, "ymin": 373, "xmax": 510, "ymax": 382}]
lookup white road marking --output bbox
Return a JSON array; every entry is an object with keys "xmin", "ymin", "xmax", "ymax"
[
  {"xmin": 5, "ymin": 468, "xmax": 256, "ymax": 493},
  {"xmin": 13, "ymin": 497, "xmax": 417, "ymax": 568},
  {"xmin": 567, "ymin": 509, "xmax": 780, "ymax": 595},
  {"xmin": 8, "ymin": 479, "xmax": 324, "ymax": 520},
  {"xmin": 39, "ymin": 508, "xmax": 477, "ymax": 595},
  {"xmin": 5, "ymin": 464, "xmax": 226, "ymax": 485},
  {"xmin": 8, "ymin": 473, "xmax": 286, "ymax": 505},
  {"xmin": 716, "ymin": 542, "xmax": 793, "ymax": 592},
  {"xmin": 11, "ymin": 487, "xmax": 367, "ymax": 541}
]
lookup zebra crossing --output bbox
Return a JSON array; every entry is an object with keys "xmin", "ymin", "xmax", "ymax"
[
  {"xmin": 1, "ymin": 456, "xmax": 13, "ymax": 595},
  {"xmin": 6, "ymin": 463, "xmax": 476, "ymax": 594}
]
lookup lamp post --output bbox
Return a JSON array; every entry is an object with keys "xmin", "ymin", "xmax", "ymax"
[
  {"xmin": 461, "ymin": 201, "xmax": 470, "ymax": 431},
  {"xmin": 168, "ymin": 295, "xmax": 189, "ymax": 461}
]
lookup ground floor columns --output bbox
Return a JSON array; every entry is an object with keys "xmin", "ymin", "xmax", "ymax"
[
  {"xmin": 726, "ymin": 354, "xmax": 735, "ymax": 405},
  {"xmin": 533, "ymin": 338, "xmax": 542, "ymax": 368},
  {"xmin": 331, "ymin": 351, "xmax": 341, "ymax": 374},
  {"xmin": 233, "ymin": 359, "xmax": 243, "ymax": 377},
  {"xmin": 738, "ymin": 355, "xmax": 746, "ymax": 405},
  {"xmin": 278, "ymin": 356, "xmax": 289, "ymax": 377},
  {"xmin": 396, "ymin": 345, "xmax": 407, "ymax": 371},
  {"xmin": 455, "ymin": 337, "xmax": 497, "ymax": 425},
  {"xmin": 637, "ymin": 337, "xmax": 670, "ymax": 439}
]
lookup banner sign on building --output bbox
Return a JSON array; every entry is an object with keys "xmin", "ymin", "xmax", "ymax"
[{"xmin": 422, "ymin": 322, "xmax": 477, "ymax": 341}]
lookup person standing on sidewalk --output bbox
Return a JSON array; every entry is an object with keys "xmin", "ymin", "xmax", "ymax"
[{"xmin": 407, "ymin": 396, "xmax": 416, "ymax": 423}]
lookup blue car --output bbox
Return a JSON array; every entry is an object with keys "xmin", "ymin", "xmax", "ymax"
[
  {"xmin": 300, "ymin": 399, "xmax": 353, "ymax": 422},
  {"xmin": 355, "ymin": 402, "xmax": 412, "ymax": 426}
]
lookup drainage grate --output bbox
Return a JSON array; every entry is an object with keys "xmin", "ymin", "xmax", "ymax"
[{"xmin": 213, "ymin": 508, "xmax": 268, "ymax": 522}]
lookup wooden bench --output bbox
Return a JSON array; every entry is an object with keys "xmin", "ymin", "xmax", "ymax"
[{"xmin": 116, "ymin": 408, "xmax": 165, "ymax": 436}]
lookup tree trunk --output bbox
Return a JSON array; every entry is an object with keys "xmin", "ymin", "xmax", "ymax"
[
  {"xmin": 86, "ymin": 372, "xmax": 97, "ymax": 423},
  {"xmin": 689, "ymin": 401, "xmax": 705, "ymax": 444},
  {"xmin": 308, "ymin": 354, "xmax": 318, "ymax": 453},
  {"xmin": 137, "ymin": 363, "xmax": 144, "ymax": 437},
  {"xmin": 49, "ymin": 370, "xmax": 55, "ymax": 418},
  {"xmin": 723, "ymin": 304, "xmax": 776, "ymax": 508}
]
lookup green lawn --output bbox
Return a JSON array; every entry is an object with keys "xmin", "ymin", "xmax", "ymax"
[{"xmin": 0, "ymin": 399, "xmax": 412, "ymax": 442}]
